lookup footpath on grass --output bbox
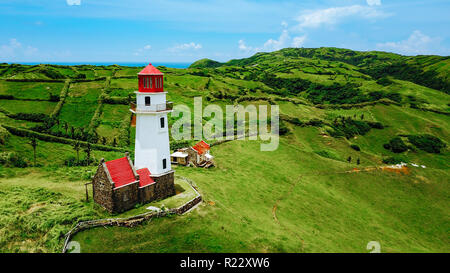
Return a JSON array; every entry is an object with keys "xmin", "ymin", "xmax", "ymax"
[{"xmin": 61, "ymin": 175, "xmax": 202, "ymax": 253}]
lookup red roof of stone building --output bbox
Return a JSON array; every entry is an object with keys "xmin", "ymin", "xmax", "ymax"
[
  {"xmin": 192, "ymin": 140, "xmax": 210, "ymax": 155},
  {"xmin": 138, "ymin": 63, "xmax": 163, "ymax": 75},
  {"xmin": 136, "ymin": 168, "xmax": 155, "ymax": 187},
  {"xmin": 105, "ymin": 157, "xmax": 136, "ymax": 188}
]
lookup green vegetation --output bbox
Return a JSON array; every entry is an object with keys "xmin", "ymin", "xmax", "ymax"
[
  {"xmin": 407, "ymin": 134, "xmax": 446, "ymax": 153},
  {"xmin": 384, "ymin": 137, "xmax": 409, "ymax": 153},
  {"xmin": 0, "ymin": 47, "xmax": 449, "ymax": 253}
]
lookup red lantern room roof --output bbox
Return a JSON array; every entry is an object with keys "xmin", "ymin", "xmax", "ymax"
[{"xmin": 138, "ymin": 63, "xmax": 163, "ymax": 75}]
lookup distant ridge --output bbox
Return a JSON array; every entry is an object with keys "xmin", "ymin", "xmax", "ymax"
[{"xmin": 189, "ymin": 47, "xmax": 450, "ymax": 94}]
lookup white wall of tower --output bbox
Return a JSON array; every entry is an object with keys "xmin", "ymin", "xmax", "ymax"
[{"xmin": 134, "ymin": 92, "xmax": 172, "ymax": 175}]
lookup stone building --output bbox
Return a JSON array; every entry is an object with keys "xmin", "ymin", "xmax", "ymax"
[{"xmin": 92, "ymin": 153, "xmax": 175, "ymax": 213}]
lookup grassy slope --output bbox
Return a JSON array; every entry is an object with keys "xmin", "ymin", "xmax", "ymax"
[{"xmin": 0, "ymin": 48, "xmax": 449, "ymax": 252}]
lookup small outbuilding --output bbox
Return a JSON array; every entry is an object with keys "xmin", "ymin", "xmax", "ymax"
[{"xmin": 171, "ymin": 140, "xmax": 214, "ymax": 168}]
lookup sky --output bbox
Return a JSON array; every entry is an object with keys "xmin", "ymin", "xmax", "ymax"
[{"xmin": 0, "ymin": 0, "xmax": 449, "ymax": 63}]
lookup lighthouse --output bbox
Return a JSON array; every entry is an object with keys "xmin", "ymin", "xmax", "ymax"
[{"xmin": 131, "ymin": 63, "xmax": 173, "ymax": 177}]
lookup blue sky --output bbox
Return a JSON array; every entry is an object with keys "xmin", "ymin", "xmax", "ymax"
[{"xmin": 0, "ymin": 0, "xmax": 449, "ymax": 63}]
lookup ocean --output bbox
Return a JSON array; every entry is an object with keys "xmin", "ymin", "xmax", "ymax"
[{"xmin": 10, "ymin": 62, "xmax": 192, "ymax": 69}]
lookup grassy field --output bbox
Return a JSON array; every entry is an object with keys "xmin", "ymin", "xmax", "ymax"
[{"xmin": 0, "ymin": 47, "xmax": 449, "ymax": 253}]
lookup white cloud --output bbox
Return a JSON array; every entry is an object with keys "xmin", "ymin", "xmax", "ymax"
[
  {"xmin": 366, "ymin": 0, "xmax": 381, "ymax": 6},
  {"xmin": 169, "ymin": 42, "xmax": 202, "ymax": 52},
  {"xmin": 292, "ymin": 35, "xmax": 307, "ymax": 48},
  {"xmin": 134, "ymin": 44, "xmax": 152, "ymax": 56},
  {"xmin": 66, "ymin": 0, "xmax": 81, "ymax": 6},
  {"xmin": 263, "ymin": 30, "xmax": 291, "ymax": 51},
  {"xmin": 376, "ymin": 30, "xmax": 443, "ymax": 55},
  {"xmin": 0, "ymin": 38, "xmax": 38, "ymax": 59},
  {"xmin": 239, "ymin": 28, "xmax": 307, "ymax": 54},
  {"xmin": 295, "ymin": 5, "xmax": 387, "ymax": 30},
  {"xmin": 238, "ymin": 39, "xmax": 252, "ymax": 52}
]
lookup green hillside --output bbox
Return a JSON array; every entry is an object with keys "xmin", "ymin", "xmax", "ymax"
[{"xmin": 0, "ymin": 47, "xmax": 449, "ymax": 253}]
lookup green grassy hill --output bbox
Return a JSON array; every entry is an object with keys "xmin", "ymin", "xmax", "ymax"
[{"xmin": 0, "ymin": 47, "xmax": 449, "ymax": 253}]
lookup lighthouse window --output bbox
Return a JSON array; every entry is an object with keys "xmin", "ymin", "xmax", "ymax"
[
  {"xmin": 144, "ymin": 77, "xmax": 148, "ymax": 88},
  {"xmin": 163, "ymin": 159, "xmax": 167, "ymax": 169},
  {"xmin": 145, "ymin": 96, "xmax": 151, "ymax": 106},
  {"xmin": 160, "ymin": 117, "xmax": 165, "ymax": 128},
  {"xmin": 149, "ymin": 77, "xmax": 153, "ymax": 88}
]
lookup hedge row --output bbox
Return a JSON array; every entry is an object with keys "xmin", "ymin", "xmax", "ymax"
[
  {"xmin": 71, "ymin": 77, "xmax": 107, "ymax": 83},
  {"xmin": 103, "ymin": 96, "xmax": 129, "ymax": 105},
  {"xmin": 5, "ymin": 78, "xmax": 65, "ymax": 83},
  {"xmin": 50, "ymin": 80, "xmax": 71, "ymax": 118},
  {"xmin": 2, "ymin": 124, "xmax": 124, "ymax": 152},
  {"xmin": 315, "ymin": 98, "xmax": 400, "ymax": 110}
]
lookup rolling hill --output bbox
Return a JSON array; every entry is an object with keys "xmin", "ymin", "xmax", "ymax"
[{"xmin": 0, "ymin": 47, "xmax": 449, "ymax": 253}]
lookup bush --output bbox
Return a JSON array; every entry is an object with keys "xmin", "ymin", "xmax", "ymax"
[
  {"xmin": 0, "ymin": 152, "xmax": 28, "ymax": 168},
  {"xmin": 376, "ymin": 77, "xmax": 394, "ymax": 86},
  {"xmin": 366, "ymin": 121, "xmax": 384, "ymax": 129},
  {"xmin": 170, "ymin": 140, "xmax": 189, "ymax": 151},
  {"xmin": 384, "ymin": 137, "xmax": 408, "ymax": 153},
  {"xmin": 0, "ymin": 126, "xmax": 10, "ymax": 145},
  {"xmin": 382, "ymin": 156, "xmax": 405, "ymax": 164},
  {"xmin": 407, "ymin": 134, "xmax": 446, "ymax": 153},
  {"xmin": 350, "ymin": 144, "xmax": 360, "ymax": 151},
  {"xmin": 329, "ymin": 118, "xmax": 372, "ymax": 139}
]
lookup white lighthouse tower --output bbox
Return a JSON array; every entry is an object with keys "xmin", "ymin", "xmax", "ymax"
[{"xmin": 131, "ymin": 63, "xmax": 173, "ymax": 176}]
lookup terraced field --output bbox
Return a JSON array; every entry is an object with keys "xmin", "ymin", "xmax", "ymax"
[{"xmin": 0, "ymin": 48, "xmax": 448, "ymax": 253}]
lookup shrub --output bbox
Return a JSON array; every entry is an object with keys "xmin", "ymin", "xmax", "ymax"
[
  {"xmin": 329, "ymin": 118, "xmax": 371, "ymax": 139},
  {"xmin": 170, "ymin": 140, "xmax": 189, "ymax": 151},
  {"xmin": 407, "ymin": 134, "xmax": 446, "ymax": 153},
  {"xmin": 384, "ymin": 137, "xmax": 408, "ymax": 153},
  {"xmin": 0, "ymin": 126, "xmax": 10, "ymax": 145},
  {"xmin": 350, "ymin": 144, "xmax": 360, "ymax": 151},
  {"xmin": 376, "ymin": 77, "xmax": 394, "ymax": 86},
  {"xmin": 366, "ymin": 121, "xmax": 384, "ymax": 129},
  {"xmin": 382, "ymin": 156, "xmax": 405, "ymax": 164},
  {"xmin": 0, "ymin": 152, "xmax": 28, "ymax": 168}
]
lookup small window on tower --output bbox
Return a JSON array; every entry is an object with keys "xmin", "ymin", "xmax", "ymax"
[
  {"xmin": 162, "ymin": 158, "xmax": 167, "ymax": 169},
  {"xmin": 160, "ymin": 117, "xmax": 165, "ymax": 128},
  {"xmin": 150, "ymin": 77, "xmax": 153, "ymax": 88},
  {"xmin": 145, "ymin": 96, "xmax": 151, "ymax": 106}
]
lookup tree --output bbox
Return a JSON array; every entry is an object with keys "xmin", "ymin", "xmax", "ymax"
[
  {"xmin": 102, "ymin": 137, "xmax": 107, "ymax": 145},
  {"xmin": 357, "ymin": 158, "xmax": 360, "ymax": 165},
  {"xmin": 73, "ymin": 141, "xmax": 81, "ymax": 165},
  {"xmin": 64, "ymin": 122, "xmax": 68, "ymax": 134},
  {"xmin": 112, "ymin": 138, "xmax": 117, "ymax": 147},
  {"xmin": 84, "ymin": 143, "xmax": 92, "ymax": 166},
  {"xmin": 29, "ymin": 137, "xmax": 37, "ymax": 166},
  {"xmin": 347, "ymin": 156, "xmax": 352, "ymax": 163},
  {"xmin": 70, "ymin": 126, "xmax": 75, "ymax": 139},
  {"xmin": 360, "ymin": 113, "xmax": 365, "ymax": 120}
]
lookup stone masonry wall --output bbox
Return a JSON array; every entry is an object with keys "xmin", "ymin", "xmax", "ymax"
[
  {"xmin": 112, "ymin": 182, "xmax": 139, "ymax": 213},
  {"xmin": 92, "ymin": 164, "xmax": 114, "ymax": 213}
]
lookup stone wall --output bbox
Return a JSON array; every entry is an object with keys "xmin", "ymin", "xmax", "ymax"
[
  {"xmin": 92, "ymin": 163, "xmax": 114, "ymax": 213},
  {"xmin": 139, "ymin": 183, "xmax": 156, "ymax": 203},
  {"xmin": 112, "ymin": 182, "xmax": 139, "ymax": 213},
  {"xmin": 152, "ymin": 171, "xmax": 176, "ymax": 199}
]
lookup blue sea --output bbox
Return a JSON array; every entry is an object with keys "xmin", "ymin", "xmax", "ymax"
[{"xmin": 11, "ymin": 62, "xmax": 191, "ymax": 69}]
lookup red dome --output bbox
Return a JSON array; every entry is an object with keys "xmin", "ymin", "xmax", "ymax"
[{"xmin": 138, "ymin": 63, "xmax": 163, "ymax": 75}]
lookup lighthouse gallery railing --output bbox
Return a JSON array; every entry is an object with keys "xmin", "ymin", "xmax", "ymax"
[{"xmin": 130, "ymin": 102, "xmax": 173, "ymax": 112}]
